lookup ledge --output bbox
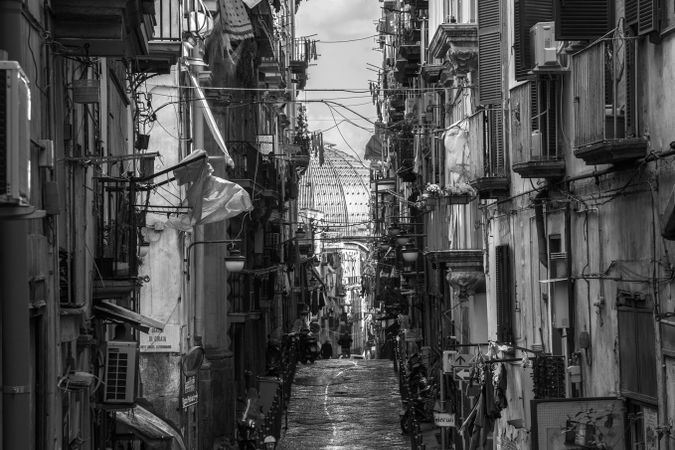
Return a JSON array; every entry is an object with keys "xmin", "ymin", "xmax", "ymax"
[
  {"xmin": 512, "ymin": 159, "xmax": 565, "ymax": 179},
  {"xmin": 573, "ymin": 137, "xmax": 648, "ymax": 165},
  {"xmin": 428, "ymin": 23, "xmax": 477, "ymax": 61}
]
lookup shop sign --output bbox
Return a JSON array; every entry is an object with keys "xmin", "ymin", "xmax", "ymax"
[
  {"xmin": 433, "ymin": 412, "xmax": 456, "ymax": 427},
  {"xmin": 256, "ymin": 134, "xmax": 275, "ymax": 155},
  {"xmin": 182, "ymin": 375, "xmax": 198, "ymax": 409},
  {"xmin": 139, "ymin": 324, "xmax": 179, "ymax": 353}
]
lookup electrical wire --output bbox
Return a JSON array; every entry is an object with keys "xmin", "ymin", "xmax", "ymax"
[{"xmin": 318, "ymin": 34, "xmax": 379, "ymax": 43}]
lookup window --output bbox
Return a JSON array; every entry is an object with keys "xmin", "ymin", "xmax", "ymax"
[
  {"xmin": 554, "ymin": 0, "xmax": 614, "ymax": 40},
  {"xmin": 513, "ymin": 0, "xmax": 553, "ymax": 81},
  {"xmin": 617, "ymin": 291, "xmax": 657, "ymax": 402}
]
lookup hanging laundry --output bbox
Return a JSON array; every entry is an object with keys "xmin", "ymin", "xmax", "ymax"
[{"xmin": 219, "ymin": 0, "xmax": 255, "ymax": 41}]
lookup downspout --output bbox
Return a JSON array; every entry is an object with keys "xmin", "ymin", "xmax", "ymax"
[
  {"xmin": 0, "ymin": 1, "xmax": 35, "ymax": 448},
  {"xmin": 0, "ymin": 220, "xmax": 31, "ymax": 450},
  {"xmin": 534, "ymin": 189, "xmax": 549, "ymax": 268}
]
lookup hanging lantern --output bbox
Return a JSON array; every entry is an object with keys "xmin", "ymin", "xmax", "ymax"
[
  {"xmin": 224, "ymin": 247, "xmax": 246, "ymax": 273},
  {"xmin": 388, "ymin": 222, "xmax": 402, "ymax": 236},
  {"xmin": 401, "ymin": 245, "xmax": 419, "ymax": 263},
  {"xmin": 295, "ymin": 227, "xmax": 307, "ymax": 241}
]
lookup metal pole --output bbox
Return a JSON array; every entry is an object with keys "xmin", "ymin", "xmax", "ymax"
[{"xmin": 439, "ymin": 367, "xmax": 446, "ymax": 449}]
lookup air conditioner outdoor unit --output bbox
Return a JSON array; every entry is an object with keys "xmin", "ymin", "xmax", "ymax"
[
  {"xmin": 530, "ymin": 22, "xmax": 559, "ymax": 68},
  {"xmin": 0, "ymin": 61, "xmax": 31, "ymax": 205},
  {"xmin": 103, "ymin": 340, "xmax": 138, "ymax": 404}
]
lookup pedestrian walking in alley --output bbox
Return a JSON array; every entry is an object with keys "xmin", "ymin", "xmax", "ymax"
[
  {"xmin": 320, "ymin": 340, "xmax": 333, "ymax": 359},
  {"xmin": 337, "ymin": 332, "xmax": 352, "ymax": 358}
]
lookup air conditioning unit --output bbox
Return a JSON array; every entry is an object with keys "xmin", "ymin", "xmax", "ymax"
[
  {"xmin": 530, "ymin": 22, "xmax": 559, "ymax": 68},
  {"xmin": 103, "ymin": 341, "xmax": 137, "ymax": 404},
  {"xmin": 0, "ymin": 61, "xmax": 31, "ymax": 205}
]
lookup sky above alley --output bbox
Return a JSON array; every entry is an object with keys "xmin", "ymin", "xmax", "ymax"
[{"xmin": 296, "ymin": 0, "xmax": 382, "ymax": 160}]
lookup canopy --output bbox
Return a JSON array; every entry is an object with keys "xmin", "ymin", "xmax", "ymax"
[
  {"xmin": 114, "ymin": 404, "xmax": 186, "ymax": 450},
  {"xmin": 364, "ymin": 134, "xmax": 383, "ymax": 160},
  {"xmin": 94, "ymin": 300, "xmax": 164, "ymax": 334}
]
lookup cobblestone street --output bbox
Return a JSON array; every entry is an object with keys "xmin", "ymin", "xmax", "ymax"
[{"xmin": 277, "ymin": 358, "xmax": 409, "ymax": 449}]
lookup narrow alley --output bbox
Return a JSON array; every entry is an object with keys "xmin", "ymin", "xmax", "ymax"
[{"xmin": 278, "ymin": 359, "xmax": 409, "ymax": 450}]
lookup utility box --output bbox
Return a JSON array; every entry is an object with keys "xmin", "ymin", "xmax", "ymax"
[{"xmin": 530, "ymin": 22, "xmax": 559, "ymax": 68}]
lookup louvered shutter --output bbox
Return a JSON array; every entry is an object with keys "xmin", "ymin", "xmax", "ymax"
[
  {"xmin": 624, "ymin": 31, "xmax": 636, "ymax": 136},
  {"xmin": 478, "ymin": 0, "xmax": 502, "ymax": 105},
  {"xmin": 489, "ymin": 108, "xmax": 505, "ymax": 175},
  {"xmin": 625, "ymin": 0, "xmax": 638, "ymax": 26},
  {"xmin": 554, "ymin": 0, "xmax": 613, "ymax": 40},
  {"xmin": 495, "ymin": 244, "xmax": 513, "ymax": 343},
  {"xmin": 514, "ymin": 0, "xmax": 554, "ymax": 81},
  {"xmin": 638, "ymin": 0, "xmax": 659, "ymax": 35}
]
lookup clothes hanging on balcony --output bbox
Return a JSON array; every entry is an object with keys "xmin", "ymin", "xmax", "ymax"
[
  {"xmin": 443, "ymin": 124, "xmax": 471, "ymax": 185},
  {"xmin": 218, "ymin": 0, "xmax": 255, "ymax": 41}
]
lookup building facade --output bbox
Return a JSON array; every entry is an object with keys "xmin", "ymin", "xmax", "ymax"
[
  {"xmin": 374, "ymin": 0, "xmax": 675, "ymax": 448},
  {"xmin": 0, "ymin": 0, "xmax": 309, "ymax": 448}
]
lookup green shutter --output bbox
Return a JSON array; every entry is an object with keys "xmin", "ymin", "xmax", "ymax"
[
  {"xmin": 554, "ymin": 0, "xmax": 614, "ymax": 40},
  {"xmin": 495, "ymin": 244, "xmax": 513, "ymax": 343},
  {"xmin": 625, "ymin": 0, "xmax": 638, "ymax": 26},
  {"xmin": 478, "ymin": 0, "xmax": 502, "ymax": 105},
  {"xmin": 514, "ymin": 0, "xmax": 554, "ymax": 81}
]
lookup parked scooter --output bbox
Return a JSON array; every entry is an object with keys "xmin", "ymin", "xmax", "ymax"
[
  {"xmin": 400, "ymin": 354, "xmax": 436, "ymax": 435},
  {"xmin": 236, "ymin": 398, "xmax": 259, "ymax": 450},
  {"xmin": 298, "ymin": 328, "xmax": 320, "ymax": 364}
]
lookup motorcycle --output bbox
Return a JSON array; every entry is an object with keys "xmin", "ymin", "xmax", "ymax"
[
  {"xmin": 400, "ymin": 354, "xmax": 437, "ymax": 435},
  {"xmin": 298, "ymin": 328, "xmax": 320, "ymax": 364},
  {"xmin": 236, "ymin": 398, "xmax": 259, "ymax": 450}
]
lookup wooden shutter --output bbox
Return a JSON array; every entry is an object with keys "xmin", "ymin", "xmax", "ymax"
[
  {"xmin": 625, "ymin": 0, "xmax": 638, "ymax": 26},
  {"xmin": 638, "ymin": 0, "xmax": 659, "ymax": 35},
  {"xmin": 514, "ymin": 0, "xmax": 553, "ymax": 81},
  {"xmin": 495, "ymin": 244, "xmax": 513, "ymax": 343},
  {"xmin": 554, "ymin": 0, "xmax": 614, "ymax": 40},
  {"xmin": 624, "ymin": 31, "xmax": 636, "ymax": 136},
  {"xmin": 488, "ymin": 108, "xmax": 505, "ymax": 175},
  {"xmin": 478, "ymin": 0, "xmax": 502, "ymax": 105},
  {"xmin": 619, "ymin": 308, "xmax": 657, "ymax": 399}
]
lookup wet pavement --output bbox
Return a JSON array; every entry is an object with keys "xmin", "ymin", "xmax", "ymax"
[{"xmin": 277, "ymin": 358, "xmax": 409, "ymax": 450}]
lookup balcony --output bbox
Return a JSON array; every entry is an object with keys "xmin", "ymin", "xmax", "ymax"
[
  {"xmin": 51, "ymin": 0, "xmax": 156, "ymax": 57},
  {"xmin": 424, "ymin": 249, "xmax": 484, "ymax": 272},
  {"xmin": 94, "ymin": 180, "xmax": 139, "ymax": 299},
  {"xmin": 572, "ymin": 37, "xmax": 647, "ymax": 165},
  {"xmin": 428, "ymin": 23, "xmax": 477, "ymax": 76},
  {"xmin": 468, "ymin": 110, "xmax": 509, "ymax": 199},
  {"xmin": 226, "ymin": 141, "xmax": 280, "ymax": 201},
  {"xmin": 511, "ymin": 81, "xmax": 565, "ymax": 179},
  {"xmin": 133, "ymin": 0, "xmax": 185, "ymax": 73}
]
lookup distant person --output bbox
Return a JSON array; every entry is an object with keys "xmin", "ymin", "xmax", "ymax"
[
  {"xmin": 321, "ymin": 340, "xmax": 333, "ymax": 359},
  {"xmin": 338, "ymin": 333, "xmax": 352, "ymax": 358}
]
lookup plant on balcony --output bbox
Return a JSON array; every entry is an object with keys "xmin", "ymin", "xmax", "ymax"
[
  {"xmin": 443, "ymin": 181, "xmax": 476, "ymax": 204},
  {"xmin": 422, "ymin": 182, "xmax": 442, "ymax": 198}
]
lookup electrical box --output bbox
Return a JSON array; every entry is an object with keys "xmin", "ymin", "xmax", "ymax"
[
  {"xmin": 103, "ymin": 341, "xmax": 138, "ymax": 404},
  {"xmin": 0, "ymin": 60, "xmax": 31, "ymax": 205},
  {"xmin": 530, "ymin": 22, "xmax": 559, "ymax": 68}
]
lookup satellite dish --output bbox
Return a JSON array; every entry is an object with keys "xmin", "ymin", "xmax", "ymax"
[{"xmin": 181, "ymin": 346, "xmax": 205, "ymax": 376}]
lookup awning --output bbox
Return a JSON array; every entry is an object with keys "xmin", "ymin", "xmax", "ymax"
[
  {"xmin": 114, "ymin": 404, "xmax": 186, "ymax": 450},
  {"xmin": 188, "ymin": 72, "xmax": 234, "ymax": 168},
  {"xmin": 94, "ymin": 300, "xmax": 164, "ymax": 334},
  {"xmin": 364, "ymin": 134, "xmax": 383, "ymax": 160}
]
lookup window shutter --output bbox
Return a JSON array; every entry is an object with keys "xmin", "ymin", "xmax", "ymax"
[
  {"xmin": 514, "ymin": 0, "xmax": 553, "ymax": 81},
  {"xmin": 478, "ymin": 0, "xmax": 502, "ymax": 105},
  {"xmin": 638, "ymin": 0, "xmax": 659, "ymax": 35},
  {"xmin": 625, "ymin": 0, "xmax": 638, "ymax": 26},
  {"xmin": 554, "ymin": 0, "xmax": 614, "ymax": 40},
  {"xmin": 624, "ymin": 31, "xmax": 636, "ymax": 136},
  {"xmin": 488, "ymin": 108, "xmax": 505, "ymax": 173},
  {"xmin": 495, "ymin": 244, "xmax": 513, "ymax": 343},
  {"xmin": 618, "ymin": 308, "xmax": 656, "ymax": 399}
]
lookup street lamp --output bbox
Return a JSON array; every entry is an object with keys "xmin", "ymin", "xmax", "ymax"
[
  {"xmin": 396, "ymin": 234, "xmax": 410, "ymax": 246},
  {"xmin": 401, "ymin": 245, "xmax": 419, "ymax": 263},
  {"xmin": 388, "ymin": 223, "xmax": 402, "ymax": 236},
  {"xmin": 263, "ymin": 435, "xmax": 277, "ymax": 449},
  {"xmin": 295, "ymin": 227, "xmax": 307, "ymax": 241},
  {"xmin": 224, "ymin": 245, "xmax": 246, "ymax": 273}
]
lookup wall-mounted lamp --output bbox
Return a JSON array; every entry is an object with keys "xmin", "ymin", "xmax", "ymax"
[
  {"xmin": 401, "ymin": 245, "xmax": 419, "ymax": 263},
  {"xmin": 295, "ymin": 227, "xmax": 307, "ymax": 241},
  {"xmin": 184, "ymin": 239, "xmax": 244, "ymax": 279},
  {"xmin": 224, "ymin": 245, "xmax": 246, "ymax": 273},
  {"xmin": 396, "ymin": 234, "xmax": 409, "ymax": 246},
  {"xmin": 388, "ymin": 223, "xmax": 401, "ymax": 236}
]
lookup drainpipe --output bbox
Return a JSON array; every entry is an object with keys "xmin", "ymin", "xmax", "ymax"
[
  {"xmin": 534, "ymin": 189, "xmax": 549, "ymax": 268},
  {"xmin": 0, "ymin": 2, "xmax": 34, "ymax": 448},
  {"xmin": 0, "ymin": 219, "xmax": 31, "ymax": 450}
]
